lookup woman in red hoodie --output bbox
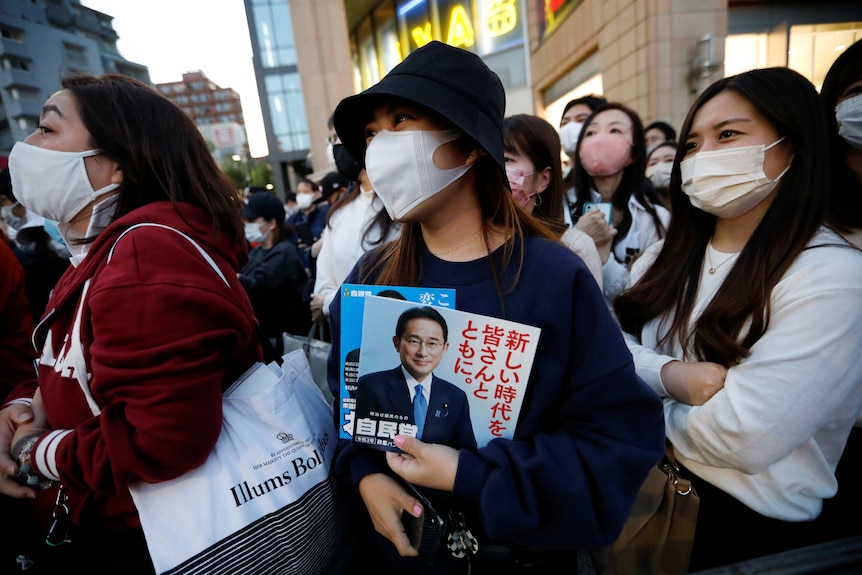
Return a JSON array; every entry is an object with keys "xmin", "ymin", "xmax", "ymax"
[{"xmin": 0, "ymin": 73, "xmax": 262, "ymax": 573}]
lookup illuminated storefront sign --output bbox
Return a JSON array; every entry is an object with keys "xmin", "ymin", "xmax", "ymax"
[
  {"xmin": 487, "ymin": 0, "xmax": 518, "ymax": 36},
  {"xmin": 447, "ymin": 4, "xmax": 475, "ymax": 47},
  {"xmin": 398, "ymin": 0, "xmax": 433, "ymax": 52},
  {"xmin": 396, "ymin": 0, "xmax": 522, "ymax": 54},
  {"xmin": 476, "ymin": 0, "xmax": 523, "ymax": 55},
  {"xmin": 538, "ymin": 0, "xmax": 578, "ymax": 39}
]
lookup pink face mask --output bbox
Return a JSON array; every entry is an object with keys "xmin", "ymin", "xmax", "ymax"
[
  {"xmin": 579, "ymin": 133, "xmax": 633, "ymax": 177},
  {"xmin": 506, "ymin": 165, "xmax": 534, "ymax": 208}
]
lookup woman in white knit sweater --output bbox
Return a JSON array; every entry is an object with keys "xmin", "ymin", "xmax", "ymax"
[{"xmin": 615, "ymin": 67, "xmax": 862, "ymax": 570}]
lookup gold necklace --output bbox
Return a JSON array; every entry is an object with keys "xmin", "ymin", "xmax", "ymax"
[
  {"xmin": 706, "ymin": 243, "xmax": 737, "ymax": 274},
  {"xmin": 431, "ymin": 229, "xmax": 482, "ymax": 256}
]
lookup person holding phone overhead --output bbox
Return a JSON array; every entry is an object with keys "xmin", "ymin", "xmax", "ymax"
[
  {"xmin": 328, "ymin": 41, "xmax": 665, "ymax": 574},
  {"xmin": 571, "ymin": 103, "xmax": 669, "ymax": 304},
  {"xmin": 614, "ymin": 67, "xmax": 862, "ymax": 570}
]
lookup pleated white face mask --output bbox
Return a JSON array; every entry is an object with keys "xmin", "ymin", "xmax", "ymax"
[
  {"xmin": 365, "ymin": 128, "xmax": 472, "ymax": 220},
  {"xmin": 10, "ymin": 141, "xmax": 120, "ymax": 223},
  {"xmin": 680, "ymin": 137, "xmax": 790, "ymax": 219}
]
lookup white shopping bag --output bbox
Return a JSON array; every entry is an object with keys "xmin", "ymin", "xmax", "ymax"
[{"xmin": 130, "ymin": 350, "xmax": 346, "ymax": 575}]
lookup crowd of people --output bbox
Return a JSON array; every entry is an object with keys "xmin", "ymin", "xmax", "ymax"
[{"xmin": 0, "ymin": 36, "xmax": 860, "ymax": 575}]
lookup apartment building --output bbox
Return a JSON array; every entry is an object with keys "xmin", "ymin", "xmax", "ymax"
[
  {"xmin": 156, "ymin": 71, "xmax": 249, "ymax": 162},
  {"xmin": 0, "ymin": 0, "xmax": 149, "ymax": 164}
]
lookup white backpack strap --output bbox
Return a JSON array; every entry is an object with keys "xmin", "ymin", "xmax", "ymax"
[{"xmin": 107, "ymin": 223, "xmax": 229, "ymax": 288}]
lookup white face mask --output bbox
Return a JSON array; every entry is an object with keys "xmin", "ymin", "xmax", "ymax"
[
  {"xmin": 680, "ymin": 137, "xmax": 790, "ymax": 219},
  {"xmin": 296, "ymin": 193, "xmax": 314, "ymax": 210},
  {"xmin": 646, "ymin": 162, "xmax": 673, "ymax": 189},
  {"xmin": 59, "ymin": 194, "xmax": 118, "ymax": 266},
  {"xmin": 365, "ymin": 128, "xmax": 471, "ymax": 220},
  {"xmin": 244, "ymin": 221, "xmax": 268, "ymax": 244},
  {"xmin": 326, "ymin": 141, "xmax": 336, "ymax": 164},
  {"xmin": 559, "ymin": 122, "xmax": 583, "ymax": 156},
  {"xmin": 9, "ymin": 142, "xmax": 120, "ymax": 223},
  {"xmin": 836, "ymin": 93, "xmax": 862, "ymax": 150}
]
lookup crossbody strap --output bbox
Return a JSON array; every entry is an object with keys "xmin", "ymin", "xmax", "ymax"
[
  {"xmin": 109, "ymin": 223, "xmax": 281, "ymax": 365},
  {"xmin": 108, "ymin": 223, "xmax": 230, "ymax": 286}
]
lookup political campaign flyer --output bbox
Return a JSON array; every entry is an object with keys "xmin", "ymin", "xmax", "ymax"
[
  {"xmin": 338, "ymin": 284, "xmax": 455, "ymax": 440},
  {"xmin": 350, "ymin": 296, "xmax": 540, "ymax": 451}
]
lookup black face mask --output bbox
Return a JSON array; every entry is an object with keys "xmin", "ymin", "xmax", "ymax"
[{"xmin": 333, "ymin": 144, "xmax": 361, "ymax": 182}]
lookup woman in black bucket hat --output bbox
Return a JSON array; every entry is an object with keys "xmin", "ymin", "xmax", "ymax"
[{"xmin": 329, "ymin": 41, "xmax": 665, "ymax": 574}]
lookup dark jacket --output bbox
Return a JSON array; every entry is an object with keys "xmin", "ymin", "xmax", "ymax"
[
  {"xmin": 0, "ymin": 233, "xmax": 36, "ymax": 400},
  {"xmin": 239, "ymin": 239, "xmax": 310, "ymax": 339},
  {"xmin": 329, "ymin": 236, "xmax": 665, "ymax": 565}
]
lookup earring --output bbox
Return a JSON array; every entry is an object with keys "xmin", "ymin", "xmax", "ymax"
[
  {"xmin": 534, "ymin": 193, "xmax": 543, "ymax": 207},
  {"xmin": 467, "ymin": 154, "xmax": 473, "ymax": 159}
]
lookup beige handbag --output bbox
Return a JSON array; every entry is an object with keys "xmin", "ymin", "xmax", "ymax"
[{"xmin": 591, "ymin": 448, "xmax": 699, "ymax": 575}]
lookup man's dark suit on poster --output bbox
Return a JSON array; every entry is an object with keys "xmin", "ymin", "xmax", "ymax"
[{"xmin": 356, "ymin": 366, "xmax": 477, "ymax": 450}]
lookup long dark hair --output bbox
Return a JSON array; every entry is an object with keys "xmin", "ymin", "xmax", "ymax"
[
  {"xmin": 820, "ymin": 39, "xmax": 862, "ymax": 235},
  {"xmin": 614, "ymin": 67, "xmax": 829, "ymax": 366},
  {"xmin": 63, "ymin": 73, "xmax": 244, "ymax": 246},
  {"xmin": 572, "ymin": 103, "xmax": 665, "ymax": 257},
  {"xmin": 503, "ymin": 114, "xmax": 566, "ymax": 235}
]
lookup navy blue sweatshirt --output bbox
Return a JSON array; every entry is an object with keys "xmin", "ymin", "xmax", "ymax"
[{"xmin": 328, "ymin": 235, "xmax": 665, "ymax": 564}]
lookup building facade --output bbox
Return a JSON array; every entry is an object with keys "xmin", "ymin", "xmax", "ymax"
[
  {"xmin": 156, "ymin": 71, "xmax": 249, "ymax": 162},
  {"xmin": 244, "ymin": 0, "xmax": 356, "ymax": 197},
  {"xmin": 530, "ymin": 0, "xmax": 862, "ymax": 139},
  {"xmin": 243, "ymin": 0, "xmax": 860, "ymax": 197},
  {"xmin": 0, "ymin": 0, "xmax": 149, "ymax": 165}
]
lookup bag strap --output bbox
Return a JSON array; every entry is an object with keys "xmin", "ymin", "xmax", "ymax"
[
  {"xmin": 108, "ymin": 223, "xmax": 229, "ymax": 286},
  {"xmin": 307, "ymin": 319, "xmax": 325, "ymax": 344},
  {"xmin": 664, "ymin": 443, "xmax": 694, "ymax": 496},
  {"xmin": 109, "ymin": 223, "xmax": 282, "ymax": 366}
]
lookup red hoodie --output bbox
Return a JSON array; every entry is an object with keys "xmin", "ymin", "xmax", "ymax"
[
  {"xmin": 0, "ymin": 230, "xmax": 37, "ymax": 400},
  {"xmin": 4, "ymin": 201, "xmax": 262, "ymax": 530}
]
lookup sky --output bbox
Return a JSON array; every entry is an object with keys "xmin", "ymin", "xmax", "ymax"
[{"xmin": 80, "ymin": 0, "xmax": 269, "ymax": 158}]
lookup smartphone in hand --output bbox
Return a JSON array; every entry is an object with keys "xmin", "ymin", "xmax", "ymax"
[
  {"xmin": 401, "ymin": 482, "xmax": 447, "ymax": 565},
  {"xmin": 582, "ymin": 202, "xmax": 613, "ymax": 225}
]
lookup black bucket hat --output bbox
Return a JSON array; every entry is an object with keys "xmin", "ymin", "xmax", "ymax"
[{"xmin": 333, "ymin": 41, "xmax": 506, "ymax": 171}]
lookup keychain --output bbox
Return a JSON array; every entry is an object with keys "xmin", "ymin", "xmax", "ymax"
[
  {"xmin": 446, "ymin": 510, "xmax": 478, "ymax": 559},
  {"xmin": 46, "ymin": 485, "xmax": 72, "ymax": 546}
]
